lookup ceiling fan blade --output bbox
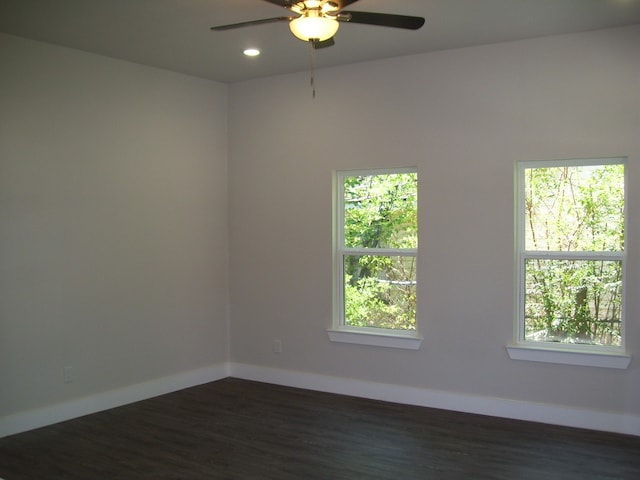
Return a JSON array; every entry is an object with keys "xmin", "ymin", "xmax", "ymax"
[
  {"xmin": 312, "ymin": 37, "xmax": 335, "ymax": 49},
  {"xmin": 339, "ymin": 11, "xmax": 425, "ymax": 30},
  {"xmin": 261, "ymin": 0, "xmax": 296, "ymax": 8},
  {"xmin": 334, "ymin": 0, "xmax": 361, "ymax": 7},
  {"xmin": 211, "ymin": 17, "xmax": 292, "ymax": 31}
]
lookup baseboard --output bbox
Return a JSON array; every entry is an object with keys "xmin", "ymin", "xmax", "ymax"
[
  {"xmin": 230, "ymin": 363, "xmax": 640, "ymax": 437},
  {"xmin": 4, "ymin": 362, "xmax": 638, "ymax": 438},
  {"xmin": 0, "ymin": 362, "xmax": 230, "ymax": 438}
]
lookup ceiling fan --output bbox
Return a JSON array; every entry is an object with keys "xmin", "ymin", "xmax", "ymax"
[{"xmin": 211, "ymin": 0, "xmax": 425, "ymax": 49}]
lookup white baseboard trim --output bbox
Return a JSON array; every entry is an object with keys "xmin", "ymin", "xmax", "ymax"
[
  {"xmin": 230, "ymin": 363, "xmax": 640, "ymax": 437},
  {"xmin": 0, "ymin": 363, "xmax": 230, "ymax": 438},
  {"xmin": 3, "ymin": 362, "xmax": 638, "ymax": 439}
]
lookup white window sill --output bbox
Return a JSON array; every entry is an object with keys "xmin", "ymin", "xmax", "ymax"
[
  {"xmin": 507, "ymin": 344, "xmax": 631, "ymax": 369},
  {"xmin": 327, "ymin": 328, "xmax": 423, "ymax": 350}
]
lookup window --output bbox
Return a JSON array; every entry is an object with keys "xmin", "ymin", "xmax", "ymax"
[
  {"xmin": 329, "ymin": 168, "xmax": 421, "ymax": 349},
  {"xmin": 510, "ymin": 158, "xmax": 630, "ymax": 368}
]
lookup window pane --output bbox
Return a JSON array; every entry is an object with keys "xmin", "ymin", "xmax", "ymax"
[
  {"xmin": 524, "ymin": 259, "xmax": 622, "ymax": 346},
  {"xmin": 343, "ymin": 173, "xmax": 417, "ymax": 249},
  {"xmin": 524, "ymin": 164, "xmax": 624, "ymax": 252},
  {"xmin": 344, "ymin": 255, "xmax": 416, "ymax": 330}
]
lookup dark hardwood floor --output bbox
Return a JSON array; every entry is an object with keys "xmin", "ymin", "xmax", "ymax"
[{"xmin": 1, "ymin": 378, "xmax": 639, "ymax": 479}]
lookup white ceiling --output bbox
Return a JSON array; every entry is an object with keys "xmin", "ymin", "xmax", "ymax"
[{"xmin": 1, "ymin": 0, "xmax": 639, "ymax": 83}]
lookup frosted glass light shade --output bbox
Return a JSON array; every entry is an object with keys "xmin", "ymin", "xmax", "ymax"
[{"xmin": 289, "ymin": 16, "xmax": 339, "ymax": 41}]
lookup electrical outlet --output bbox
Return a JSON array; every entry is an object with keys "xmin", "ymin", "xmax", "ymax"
[
  {"xmin": 273, "ymin": 339, "xmax": 282, "ymax": 354},
  {"xmin": 63, "ymin": 366, "xmax": 73, "ymax": 383}
]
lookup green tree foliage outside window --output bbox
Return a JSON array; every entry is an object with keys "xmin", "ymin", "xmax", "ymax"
[
  {"xmin": 340, "ymin": 171, "xmax": 417, "ymax": 330},
  {"xmin": 521, "ymin": 162, "xmax": 625, "ymax": 347}
]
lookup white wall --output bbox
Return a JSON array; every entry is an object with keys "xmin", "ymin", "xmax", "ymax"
[
  {"xmin": 1, "ymin": 25, "xmax": 639, "ymax": 437},
  {"xmin": 228, "ymin": 26, "xmax": 640, "ymax": 418},
  {"xmin": 0, "ymin": 34, "xmax": 229, "ymax": 418}
]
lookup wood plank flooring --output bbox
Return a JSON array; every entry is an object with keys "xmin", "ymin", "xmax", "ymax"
[{"xmin": 1, "ymin": 378, "xmax": 639, "ymax": 479}]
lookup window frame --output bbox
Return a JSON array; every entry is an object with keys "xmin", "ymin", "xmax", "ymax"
[
  {"xmin": 328, "ymin": 167, "xmax": 422, "ymax": 350},
  {"xmin": 509, "ymin": 157, "xmax": 631, "ymax": 369}
]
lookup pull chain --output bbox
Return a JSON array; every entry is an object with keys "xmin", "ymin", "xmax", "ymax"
[{"xmin": 309, "ymin": 40, "xmax": 316, "ymax": 99}]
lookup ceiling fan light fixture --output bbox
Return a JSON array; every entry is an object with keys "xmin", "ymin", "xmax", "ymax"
[{"xmin": 289, "ymin": 13, "xmax": 339, "ymax": 42}]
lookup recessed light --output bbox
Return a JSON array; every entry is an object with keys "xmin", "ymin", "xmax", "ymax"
[{"xmin": 243, "ymin": 48, "xmax": 260, "ymax": 57}]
